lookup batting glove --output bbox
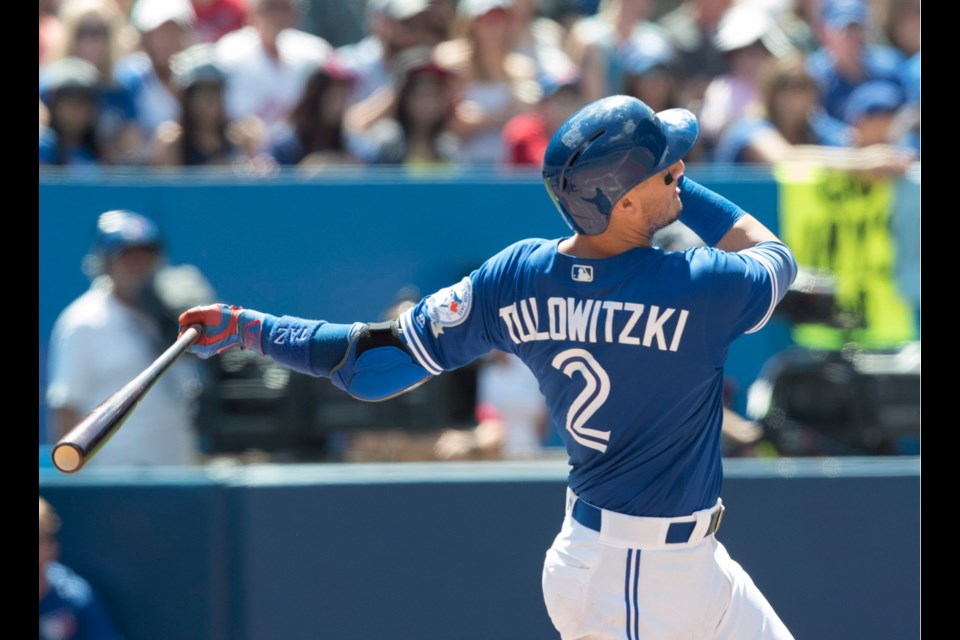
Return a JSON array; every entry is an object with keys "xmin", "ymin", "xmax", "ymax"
[{"xmin": 178, "ymin": 304, "xmax": 267, "ymax": 359}]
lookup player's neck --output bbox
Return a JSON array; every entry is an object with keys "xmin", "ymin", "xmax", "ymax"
[{"xmin": 559, "ymin": 232, "xmax": 652, "ymax": 259}]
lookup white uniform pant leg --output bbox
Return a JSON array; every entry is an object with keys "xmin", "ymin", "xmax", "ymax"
[{"xmin": 542, "ymin": 515, "xmax": 794, "ymax": 640}]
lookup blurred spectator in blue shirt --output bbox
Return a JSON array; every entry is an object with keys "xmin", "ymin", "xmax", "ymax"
[
  {"xmin": 806, "ymin": 0, "xmax": 904, "ymax": 127},
  {"xmin": 842, "ymin": 79, "xmax": 914, "ymax": 153},
  {"xmin": 713, "ymin": 52, "xmax": 911, "ymax": 179},
  {"xmin": 39, "ymin": 57, "xmax": 104, "ymax": 169},
  {"xmin": 40, "ymin": 497, "xmax": 123, "ymax": 640},
  {"xmin": 114, "ymin": 0, "xmax": 197, "ymax": 163},
  {"xmin": 40, "ymin": 0, "xmax": 142, "ymax": 166}
]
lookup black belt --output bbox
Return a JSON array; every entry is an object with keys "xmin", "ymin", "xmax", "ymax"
[{"xmin": 572, "ymin": 499, "xmax": 725, "ymax": 544}]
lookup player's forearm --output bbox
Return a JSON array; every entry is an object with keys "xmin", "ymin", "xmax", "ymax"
[
  {"xmin": 678, "ymin": 177, "xmax": 782, "ymax": 251},
  {"xmin": 677, "ymin": 177, "xmax": 745, "ymax": 247},
  {"xmin": 179, "ymin": 304, "xmax": 433, "ymax": 401},
  {"xmin": 255, "ymin": 314, "xmax": 357, "ymax": 377}
]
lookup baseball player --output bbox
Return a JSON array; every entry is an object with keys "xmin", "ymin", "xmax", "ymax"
[{"xmin": 179, "ymin": 95, "xmax": 798, "ymax": 639}]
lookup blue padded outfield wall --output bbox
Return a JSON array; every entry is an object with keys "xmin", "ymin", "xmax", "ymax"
[
  {"xmin": 38, "ymin": 166, "xmax": 793, "ymax": 439},
  {"xmin": 38, "ymin": 458, "xmax": 920, "ymax": 640}
]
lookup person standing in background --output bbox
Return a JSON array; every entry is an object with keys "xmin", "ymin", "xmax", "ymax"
[
  {"xmin": 40, "ymin": 496, "xmax": 124, "ymax": 640},
  {"xmin": 46, "ymin": 210, "xmax": 206, "ymax": 467}
]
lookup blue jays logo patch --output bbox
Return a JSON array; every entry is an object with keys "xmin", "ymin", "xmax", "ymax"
[{"xmin": 424, "ymin": 276, "xmax": 472, "ymax": 337}]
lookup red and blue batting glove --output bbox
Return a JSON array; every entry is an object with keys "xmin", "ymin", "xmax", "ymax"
[{"xmin": 178, "ymin": 304, "xmax": 267, "ymax": 359}]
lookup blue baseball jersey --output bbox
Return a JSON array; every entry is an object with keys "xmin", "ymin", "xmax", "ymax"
[
  {"xmin": 399, "ymin": 237, "xmax": 794, "ymax": 517},
  {"xmin": 40, "ymin": 562, "xmax": 123, "ymax": 640}
]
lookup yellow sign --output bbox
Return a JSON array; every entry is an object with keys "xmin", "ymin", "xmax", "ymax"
[{"xmin": 774, "ymin": 163, "xmax": 917, "ymax": 349}]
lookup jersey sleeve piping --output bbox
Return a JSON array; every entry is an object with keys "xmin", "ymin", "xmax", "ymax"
[
  {"xmin": 399, "ymin": 308, "xmax": 444, "ymax": 375},
  {"xmin": 738, "ymin": 245, "xmax": 780, "ymax": 334}
]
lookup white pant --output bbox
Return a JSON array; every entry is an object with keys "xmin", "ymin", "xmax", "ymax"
[{"xmin": 542, "ymin": 495, "xmax": 794, "ymax": 640}]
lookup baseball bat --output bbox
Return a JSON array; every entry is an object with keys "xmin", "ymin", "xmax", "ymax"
[{"xmin": 50, "ymin": 325, "xmax": 202, "ymax": 474}]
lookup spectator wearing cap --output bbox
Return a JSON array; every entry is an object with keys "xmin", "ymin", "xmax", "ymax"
[
  {"xmin": 656, "ymin": 0, "xmax": 734, "ymax": 109},
  {"xmin": 114, "ymin": 0, "xmax": 197, "ymax": 162},
  {"xmin": 190, "ymin": 0, "xmax": 249, "ymax": 44},
  {"xmin": 713, "ymin": 53, "xmax": 912, "ymax": 179},
  {"xmin": 843, "ymin": 79, "xmax": 907, "ymax": 147},
  {"xmin": 565, "ymin": 0, "xmax": 674, "ymax": 103},
  {"xmin": 436, "ymin": 0, "xmax": 539, "ymax": 165},
  {"xmin": 39, "ymin": 56, "xmax": 104, "ymax": 168},
  {"xmin": 40, "ymin": 0, "xmax": 142, "ymax": 165},
  {"xmin": 267, "ymin": 54, "xmax": 362, "ymax": 167},
  {"xmin": 152, "ymin": 43, "xmax": 270, "ymax": 168},
  {"xmin": 363, "ymin": 47, "xmax": 461, "ymax": 166},
  {"xmin": 46, "ymin": 210, "xmax": 205, "ymax": 467},
  {"xmin": 806, "ymin": 0, "xmax": 904, "ymax": 127},
  {"xmin": 502, "ymin": 70, "xmax": 584, "ymax": 167},
  {"xmin": 214, "ymin": 0, "xmax": 332, "ymax": 149},
  {"xmin": 335, "ymin": 0, "xmax": 443, "ymax": 161},
  {"xmin": 699, "ymin": 3, "xmax": 795, "ymax": 153}
]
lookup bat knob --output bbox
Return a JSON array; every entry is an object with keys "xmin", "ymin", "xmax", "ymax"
[{"xmin": 52, "ymin": 444, "xmax": 84, "ymax": 473}]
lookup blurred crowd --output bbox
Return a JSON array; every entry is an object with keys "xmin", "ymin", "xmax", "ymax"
[{"xmin": 39, "ymin": 0, "xmax": 920, "ymax": 174}]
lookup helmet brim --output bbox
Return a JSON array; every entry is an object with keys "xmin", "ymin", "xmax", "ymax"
[{"xmin": 655, "ymin": 108, "xmax": 700, "ymax": 171}]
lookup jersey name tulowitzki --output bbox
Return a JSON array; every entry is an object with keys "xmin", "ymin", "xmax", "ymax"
[{"xmin": 498, "ymin": 297, "xmax": 690, "ymax": 351}]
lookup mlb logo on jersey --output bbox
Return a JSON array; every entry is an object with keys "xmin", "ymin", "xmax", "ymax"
[{"xmin": 572, "ymin": 265, "xmax": 594, "ymax": 282}]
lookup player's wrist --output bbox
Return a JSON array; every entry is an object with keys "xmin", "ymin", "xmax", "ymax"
[
  {"xmin": 236, "ymin": 308, "xmax": 269, "ymax": 354},
  {"xmin": 677, "ymin": 177, "xmax": 745, "ymax": 247}
]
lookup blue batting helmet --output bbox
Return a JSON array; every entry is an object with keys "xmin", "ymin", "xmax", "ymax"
[{"xmin": 542, "ymin": 95, "xmax": 699, "ymax": 235}]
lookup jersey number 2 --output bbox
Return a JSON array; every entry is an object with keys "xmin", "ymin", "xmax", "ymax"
[{"xmin": 552, "ymin": 348, "xmax": 611, "ymax": 453}]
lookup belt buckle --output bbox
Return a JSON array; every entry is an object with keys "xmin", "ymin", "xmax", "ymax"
[{"xmin": 707, "ymin": 504, "xmax": 725, "ymax": 536}]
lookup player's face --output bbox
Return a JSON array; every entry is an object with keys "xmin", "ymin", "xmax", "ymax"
[{"xmin": 632, "ymin": 160, "xmax": 685, "ymax": 232}]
